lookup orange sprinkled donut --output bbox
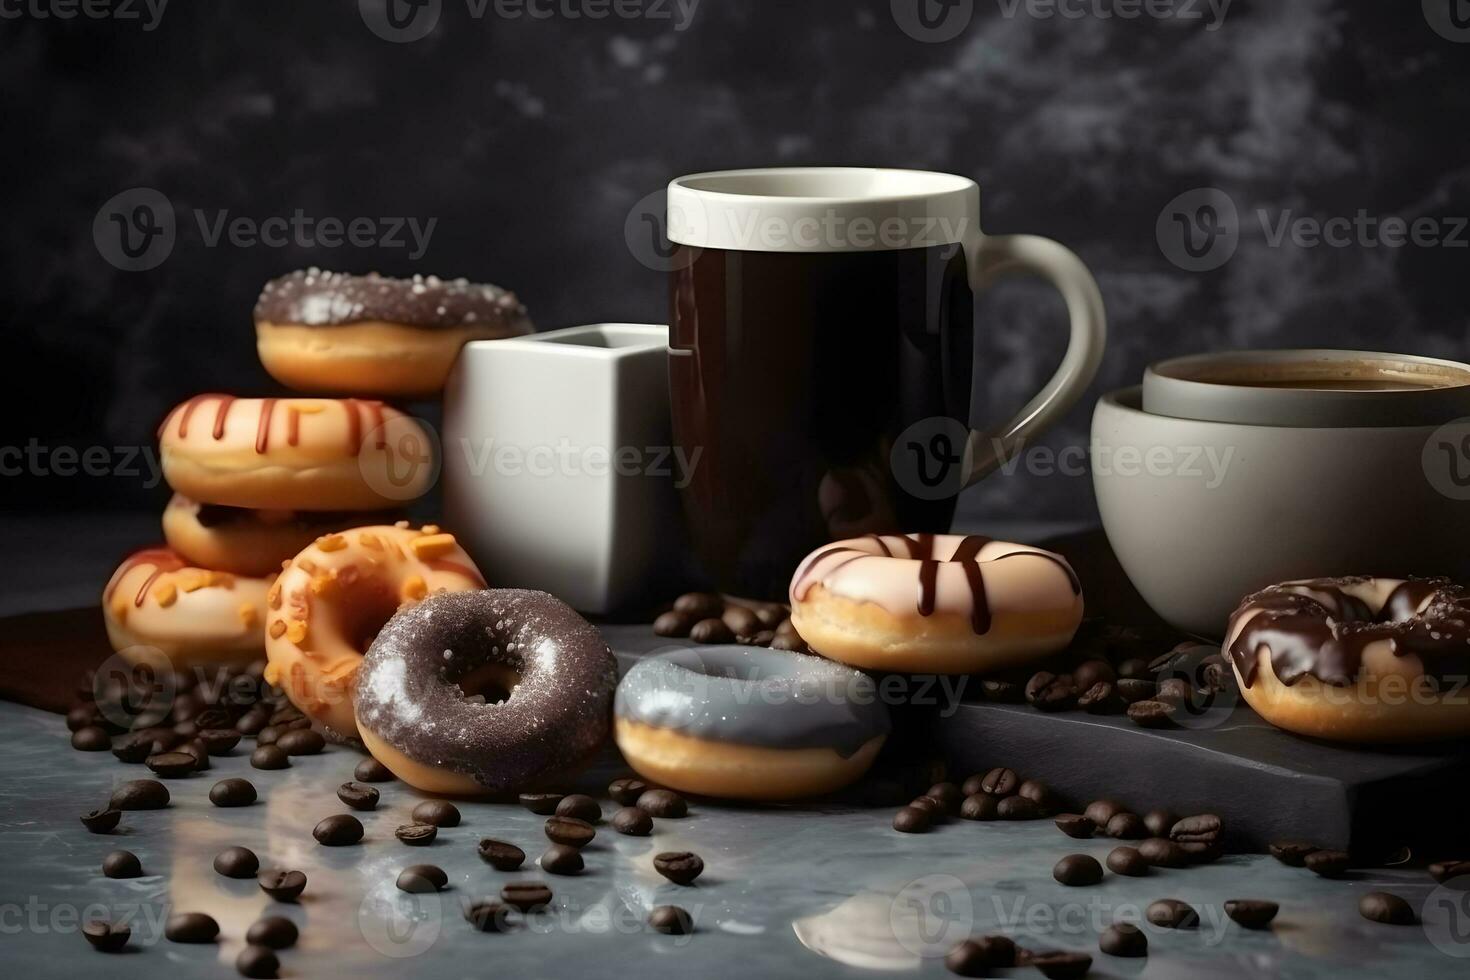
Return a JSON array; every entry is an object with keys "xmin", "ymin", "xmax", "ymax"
[
  {"xmin": 102, "ymin": 547, "xmax": 272, "ymax": 670},
  {"xmin": 158, "ymin": 394, "xmax": 434, "ymax": 512},
  {"xmin": 263, "ymin": 523, "xmax": 485, "ymax": 741}
]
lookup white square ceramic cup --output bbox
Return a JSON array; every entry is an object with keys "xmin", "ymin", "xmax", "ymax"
[{"xmin": 443, "ymin": 323, "xmax": 683, "ymax": 613}]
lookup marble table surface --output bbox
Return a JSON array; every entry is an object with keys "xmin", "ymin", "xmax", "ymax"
[{"xmin": 3, "ymin": 695, "xmax": 1468, "ymax": 979}]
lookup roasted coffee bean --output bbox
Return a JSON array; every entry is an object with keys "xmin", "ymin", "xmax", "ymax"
[
  {"xmin": 198, "ymin": 729, "xmax": 242, "ymax": 754},
  {"xmin": 1178, "ymin": 840, "xmax": 1223, "ymax": 864},
  {"xmin": 193, "ymin": 706, "xmax": 235, "ymax": 730},
  {"xmin": 722, "ymin": 605, "xmax": 761, "ymax": 638},
  {"xmin": 210, "ymin": 778, "xmax": 257, "ymax": 807},
  {"xmin": 355, "ymin": 757, "xmax": 395, "ymax": 782},
  {"xmin": 1106, "ymin": 812, "xmax": 1147, "ymax": 840},
  {"xmin": 250, "ymin": 745, "xmax": 289, "ymax": 770},
  {"xmin": 1304, "ymin": 849, "xmax": 1350, "ymax": 878},
  {"xmin": 1269, "ymin": 840, "xmax": 1318, "ymax": 867},
  {"xmin": 110, "ymin": 779, "xmax": 169, "ymax": 810},
  {"xmin": 689, "ymin": 618, "xmax": 734, "ymax": 644},
  {"xmin": 276, "ymin": 729, "xmax": 324, "ymax": 756},
  {"xmin": 1018, "ymin": 779, "xmax": 1060, "ymax": 811},
  {"xmin": 246, "ymin": 917, "xmax": 298, "ymax": 949},
  {"xmin": 926, "ymin": 782, "xmax": 963, "ymax": 813},
  {"xmin": 959, "ymin": 794, "xmax": 999, "ymax": 821},
  {"xmin": 653, "ymin": 850, "xmax": 704, "ymax": 885},
  {"xmin": 612, "ymin": 806, "xmax": 653, "ymax": 836},
  {"xmin": 71, "ymin": 726, "xmax": 111, "ymax": 751},
  {"xmin": 998, "ymin": 795, "xmax": 1042, "ymax": 820},
  {"xmin": 1360, "ymin": 891, "xmax": 1415, "ymax": 925},
  {"xmin": 608, "ymin": 777, "xmax": 649, "ymax": 805},
  {"xmin": 1026, "ymin": 672, "xmax": 1078, "ymax": 711},
  {"xmin": 258, "ymin": 869, "xmax": 307, "ymax": 902},
  {"xmin": 82, "ymin": 921, "xmax": 130, "ymax": 952},
  {"xmin": 637, "ymin": 788, "xmax": 687, "ymax": 818},
  {"xmin": 80, "ymin": 808, "xmax": 121, "ymax": 833},
  {"xmin": 165, "ymin": 912, "xmax": 219, "ymax": 943},
  {"xmin": 235, "ymin": 707, "xmax": 269, "ymax": 735},
  {"xmin": 1224, "ymin": 899, "xmax": 1279, "ymax": 929},
  {"xmin": 909, "ymin": 796, "xmax": 947, "ymax": 821},
  {"xmin": 465, "ymin": 900, "xmax": 512, "ymax": 932},
  {"xmin": 1117, "ymin": 657, "xmax": 1151, "ymax": 679},
  {"xmin": 1170, "ymin": 813, "xmax": 1221, "ymax": 843},
  {"xmin": 236, "ymin": 944, "xmax": 280, "ymax": 979},
  {"xmin": 648, "ymin": 904, "xmax": 694, "ymax": 935},
  {"xmin": 103, "ymin": 850, "xmax": 142, "ymax": 878},
  {"xmin": 1138, "ymin": 838, "xmax": 1189, "ymax": 868},
  {"xmin": 652, "ymin": 610, "xmax": 694, "ymax": 637},
  {"xmin": 519, "ymin": 792, "xmax": 564, "ymax": 814},
  {"xmin": 111, "ymin": 734, "xmax": 153, "ymax": 763},
  {"xmin": 555, "ymin": 794, "xmax": 600, "ymax": 823},
  {"xmin": 336, "ymin": 782, "xmax": 379, "ymax": 811},
  {"xmin": 979, "ymin": 767, "xmax": 1021, "ymax": 796},
  {"xmin": 180, "ymin": 738, "xmax": 211, "ymax": 770},
  {"xmin": 1079, "ymin": 682, "xmax": 1126, "ymax": 714},
  {"xmin": 1116, "ymin": 678, "xmax": 1157, "ymax": 703},
  {"xmin": 545, "ymin": 816, "xmax": 596, "ymax": 847},
  {"xmin": 147, "ymin": 751, "xmax": 199, "ymax": 778},
  {"xmin": 1429, "ymin": 859, "xmax": 1470, "ymax": 884},
  {"xmin": 1100, "ymin": 922, "xmax": 1148, "ymax": 957},
  {"xmin": 945, "ymin": 935, "xmax": 1017, "ymax": 975},
  {"xmin": 744, "ymin": 629, "xmax": 777, "ymax": 646},
  {"xmin": 1106, "ymin": 846, "xmax": 1150, "ymax": 877},
  {"xmin": 1127, "ymin": 699, "xmax": 1176, "ymax": 727},
  {"xmin": 1055, "ymin": 814, "xmax": 1095, "ymax": 839},
  {"xmin": 412, "ymin": 800, "xmax": 461, "ymax": 827},
  {"xmin": 980, "ymin": 678, "xmax": 1025, "ymax": 703},
  {"xmin": 673, "ymin": 592, "xmax": 724, "ymax": 619},
  {"xmin": 396, "ymin": 823, "xmax": 438, "ymax": 846},
  {"xmin": 478, "ymin": 838, "xmax": 526, "ymax": 870},
  {"xmin": 1030, "ymin": 951, "xmax": 1093, "ymax": 980},
  {"xmin": 1147, "ymin": 899, "xmax": 1199, "ymax": 929},
  {"xmin": 313, "ymin": 814, "xmax": 364, "ymax": 846},
  {"xmin": 769, "ymin": 632, "xmax": 809, "ymax": 653},
  {"xmin": 540, "ymin": 844, "xmax": 584, "ymax": 875},
  {"xmin": 397, "ymin": 864, "xmax": 448, "ymax": 893},
  {"xmin": 256, "ymin": 726, "xmax": 282, "ymax": 746},
  {"xmin": 501, "ymin": 881, "xmax": 553, "ymax": 912},
  {"xmin": 270, "ymin": 706, "xmax": 306, "ymax": 725},
  {"xmin": 1074, "ymin": 659, "xmax": 1117, "ymax": 691},
  {"xmin": 214, "ymin": 846, "xmax": 260, "ymax": 879},
  {"xmin": 1053, "ymin": 854, "xmax": 1104, "ymax": 886},
  {"xmin": 959, "ymin": 773, "xmax": 988, "ymax": 796},
  {"xmin": 67, "ymin": 704, "xmax": 100, "ymax": 731},
  {"xmin": 1084, "ymin": 799, "xmax": 1125, "ymax": 826},
  {"xmin": 1156, "ymin": 677, "xmax": 1192, "ymax": 703},
  {"xmin": 755, "ymin": 604, "xmax": 788, "ymax": 629},
  {"xmin": 1142, "ymin": 809, "xmax": 1177, "ymax": 838}
]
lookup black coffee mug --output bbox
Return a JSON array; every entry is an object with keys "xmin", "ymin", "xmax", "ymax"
[{"xmin": 666, "ymin": 167, "xmax": 1105, "ymax": 597}]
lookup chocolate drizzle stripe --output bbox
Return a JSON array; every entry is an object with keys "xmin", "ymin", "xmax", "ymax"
[
  {"xmin": 345, "ymin": 399, "xmax": 364, "ymax": 454},
  {"xmin": 104, "ymin": 549, "xmax": 186, "ymax": 608},
  {"xmin": 255, "ymin": 398, "xmax": 277, "ymax": 454},
  {"xmin": 212, "ymin": 396, "xmax": 235, "ymax": 440}
]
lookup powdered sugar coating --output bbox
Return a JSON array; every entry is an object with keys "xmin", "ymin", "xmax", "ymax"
[
  {"xmin": 254, "ymin": 268, "xmax": 532, "ymax": 332},
  {"xmin": 354, "ymin": 590, "xmax": 617, "ymax": 793}
]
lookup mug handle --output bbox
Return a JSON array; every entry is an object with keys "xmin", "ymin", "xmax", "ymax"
[{"xmin": 959, "ymin": 233, "xmax": 1107, "ymax": 486}]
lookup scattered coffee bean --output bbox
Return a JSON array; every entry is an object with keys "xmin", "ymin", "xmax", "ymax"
[
  {"xmin": 1025, "ymin": 672, "xmax": 1078, "ymax": 711},
  {"xmin": 519, "ymin": 792, "xmax": 565, "ymax": 814},
  {"xmin": 654, "ymin": 850, "xmax": 704, "ymax": 885},
  {"xmin": 541, "ymin": 844, "xmax": 584, "ymax": 875},
  {"xmin": 998, "ymin": 795, "xmax": 1042, "ymax": 820},
  {"xmin": 179, "ymin": 739, "xmax": 211, "ymax": 770},
  {"xmin": 1170, "ymin": 813, "xmax": 1221, "ymax": 843},
  {"xmin": 214, "ymin": 846, "xmax": 260, "ymax": 879},
  {"xmin": 689, "ymin": 618, "xmax": 734, "ymax": 644},
  {"xmin": 71, "ymin": 726, "xmax": 111, "ymax": 751},
  {"xmin": 653, "ymin": 610, "xmax": 694, "ymax": 637},
  {"xmin": 1137, "ymin": 838, "xmax": 1188, "ymax": 868},
  {"xmin": 111, "ymin": 735, "xmax": 153, "ymax": 764},
  {"xmin": 1083, "ymin": 799, "xmax": 1124, "ymax": 826},
  {"xmin": 412, "ymin": 800, "xmax": 461, "ymax": 827},
  {"xmin": 980, "ymin": 678, "xmax": 1025, "ymax": 703},
  {"xmin": 978, "ymin": 768, "xmax": 1019, "ymax": 798},
  {"xmin": 501, "ymin": 881, "xmax": 553, "ymax": 912},
  {"xmin": 147, "ymin": 751, "xmax": 199, "ymax": 778},
  {"xmin": 1224, "ymin": 899, "xmax": 1279, "ymax": 929},
  {"xmin": 1142, "ymin": 809, "xmax": 1177, "ymax": 838},
  {"xmin": 1360, "ymin": 891, "xmax": 1415, "ymax": 925},
  {"xmin": 1304, "ymin": 849, "xmax": 1351, "ymax": 878},
  {"xmin": 1100, "ymin": 922, "xmax": 1147, "ymax": 957},
  {"xmin": 960, "ymin": 794, "xmax": 1000, "ymax": 821},
  {"xmin": 354, "ymin": 757, "xmax": 395, "ymax": 782},
  {"xmin": 1178, "ymin": 839, "xmax": 1223, "ymax": 864},
  {"xmin": 545, "ymin": 816, "xmax": 596, "ymax": 847},
  {"xmin": 1269, "ymin": 840, "xmax": 1318, "ymax": 867},
  {"xmin": 910, "ymin": 796, "xmax": 947, "ymax": 821},
  {"xmin": 1116, "ymin": 678, "xmax": 1157, "ymax": 703},
  {"xmin": 1018, "ymin": 779, "xmax": 1060, "ymax": 811},
  {"xmin": 1030, "ymin": 951, "xmax": 1093, "ymax": 980},
  {"xmin": 256, "ymin": 726, "xmax": 282, "ymax": 746},
  {"xmin": 80, "ymin": 808, "xmax": 120, "ymax": 834},
  {"xmin": 945, "ymin": 935, "xmax": 1017, "ymax": 975},
  {"xmin": 769, "ymin": 631, "xmax": 809, "ymax": 652},
  {"xmin": 67, "ymin": 704, "xmax": 100, "ymax": 731},
  {"xmin": 465, "ymin": 900, "xmax": 512, "ymax": 931},
  {"xmin": 313, "ymin": 814, "xmax": 364, "ymax": 846},
  {"xmin": 478, "ymin": 838, "xmax": 526, "ymax": 871},
  {"xmin": 276, "ymin": 729, "xmax": 324, "ymax": 756},
  {"xmin": 235, "ymin": 708, "xmax": 269, "ymax": 735},
  {"xmin": 1074, "ymin": 659, "xmax": 1117, "ymax": 691},
  {"xmin": 637, "ymin": 788, "xmax": 687, "ymax": 818},
  {"xmin": 1107, "ymin": 846, "xmax": 1150, "ymax": 877},
  {"xmin": 1156, "ymin": 677, "xmax": 1192, "ymax": 703},
  {"xmin": 555, "ymin": 794, "xmax": 600, "ymax": 823},
  {"xmin": 250, "ymin": 745, "xmax": 289, "ymax": 770},
  {"xmin": 335, "ymin": 782, "xmax": 379, "ymax": 811},
  {"xmin": 236, "ymin": 944, "xmax": 280, "ymax": 979},
  {"xmin": 397, "ymin": 864, "xmax": 448, "ymax": 893},
  {"xmin": 673, "ymin": 592, "xmax": 724, "ymax": 619},
  {"xmin": 82, "ymin": 921, "xmax": 130, "ymax": 953},
  {"xmin": 959, "ymin": 773, "xmax": 988, "ymax": 797},
  {"xmin": 609, "ymin": 777, "xmax": 649, "ymax": 805},
  {"xmin": 893, "ymin": 806, "xmax": 931, "ymax": 833},
  {"xmin": 197, "ymin": 728, "xmax": 242, "ymax": 754},
  {"xmin": 103, "ymin": 850, "xmax": 142, "ymax": 879},
  {"xmin": 612, "ymin": 806, "xmax": 653, "ymax": 836},
  {"xmin": 258, "ymin": 869, "xmax": 307, "ymax": 902},
  {"xmin": 210, "ymin": 778, "xmax": 257, "ymax": 807},
  {"xmin": 1128, "ymin": 700, "xmax": 1176, "ymax": 727},
  {"xmin": 246, "ymin": 917, "xmax": 298, "ymax": 949},
  {"xmin": 722, "ymin": 605, "xmax": 761, "ymax": 638},
  {"xmin": 396, "ymin": 823, "xmax": 438, "ymax": 846},
  {"xmin": 1053, "ymin": 854, "xmax": 1104, "ymax": 886},
  {"xmin": 1078, "ymin": 682, "xmax": 1126, "ymax": 714},
  {"xmin": 1055, "ymin": 814, "xmax": 1095, "ymax": 839},
  {"xmin": 1146, "ymin": 899, "xmax": 1199, "ymax": 929},
  {"xmin": 1429, "ymin": 859, "xmax": 1470, "ymax": 884},
  {"xmin": 165, "ymin": 912, "xmax": 219, "ymax": 943},
  {"xmin": 926, "ymin": 782, "xmax": 963, "ymax": 813},
  {"xmin": 1106, "ymin": 812, "xmax": 1147, "ymax": 840},
  {"xmin": 648, "ymin": 904, "xmax": 694, "ymax": 935}
]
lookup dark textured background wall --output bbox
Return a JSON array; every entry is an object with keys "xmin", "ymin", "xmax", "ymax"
[{"xmin": 4, "ymin": 0, "xmax": 1469, "ymax": 524}]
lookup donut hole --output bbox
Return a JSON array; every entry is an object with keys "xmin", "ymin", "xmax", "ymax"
[
  {"xmin": 452, "ymin": 661, "xmax": 522, "ymax": 705},
  {"xmin": 339, "ymin": 579, "xmax": 403, "ymax": 655}
]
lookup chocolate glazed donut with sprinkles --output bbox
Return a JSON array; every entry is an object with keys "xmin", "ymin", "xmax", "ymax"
[
  {"xmin": 353, "ymin": 590, "xmax": 619, "ymax": 795},
  {"xmin": 788, "ymin": 533, "xmax": 1084, "ymax": 675}
]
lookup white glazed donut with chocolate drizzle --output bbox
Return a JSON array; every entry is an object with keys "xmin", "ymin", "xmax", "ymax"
[
  {"xmin": 789, "ymin": 533, "xmax": 1084, "ymax": 674},
  {"xmin": 1225, "ymin": 576, "xmax": 1470, "ymax": 742}
]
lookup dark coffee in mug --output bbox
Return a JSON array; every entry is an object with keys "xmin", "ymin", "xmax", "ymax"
[{"xmin": 666, "ymin": 168, "xmax": 1106, "ymax": 597}]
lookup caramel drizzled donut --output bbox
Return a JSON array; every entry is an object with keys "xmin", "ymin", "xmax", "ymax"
[
  {"xmin": 158, "ymin": 395, "xmax": 433, "ymax": 511},
  {"xmin": 354, "ymin": 590, "xmax": 618, "ymax": 796},
  {"xmin": 102, "ymin": 547, "xmax": 271, "ymax": 669},
  {"xmin": 789, "ymin": 533, "xmax": 1084, "ymax": 674},
  {"xmin": 1225, "ymin": 577, "xmax": 1470, "ymax": 742},
  {"xmin": 262, "ymin": 523, "xmax": 485, "ymax": 742},
  {"xmin": 254, "ymin": 269, "xmax": 533, "ymax": 397}
]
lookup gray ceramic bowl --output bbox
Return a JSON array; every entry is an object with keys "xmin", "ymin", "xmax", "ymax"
[{"xmin": 1092, "ymin": 387, "xmax": 1470, "ymax": 638}]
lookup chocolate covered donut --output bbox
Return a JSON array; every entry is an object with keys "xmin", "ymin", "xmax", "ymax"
[{"xmin": 354, "ymin": 590, "xmax": 618, "ymax": 795}]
